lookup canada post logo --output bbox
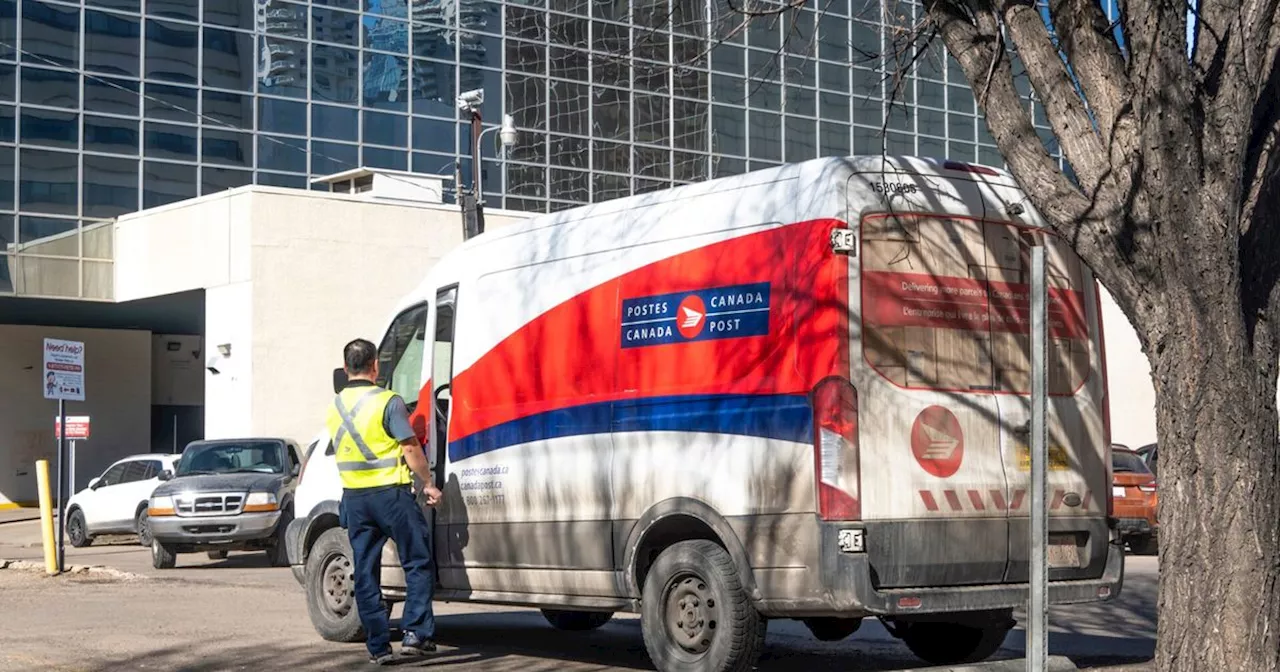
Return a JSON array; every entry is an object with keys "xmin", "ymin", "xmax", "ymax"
[{"xmin": 621, "ymin": 282, "xmax": 771, "ymax": 348}]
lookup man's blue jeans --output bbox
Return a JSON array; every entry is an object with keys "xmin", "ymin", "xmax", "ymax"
[{"xmin": 340, "ymin": 485, "xmax": 436, "ymax": 657}]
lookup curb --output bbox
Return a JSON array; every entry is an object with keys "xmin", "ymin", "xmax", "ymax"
[
  {"xmin": 883, "ymin": 656, "xmax": 1078, "ymax": 672},
  {"xmin": 0, "ymin": 558, "xmax": 145, "ymax": 581}
]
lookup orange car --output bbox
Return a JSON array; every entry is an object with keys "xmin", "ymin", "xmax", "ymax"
[{"xmin": 1111, "ymin": 445, "xmax": 1158, "ymax": 554}]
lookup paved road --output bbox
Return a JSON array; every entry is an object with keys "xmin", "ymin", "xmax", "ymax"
[{"xmin": 0, "ymin": 519, "xmax": 1155, "ymax": 671}]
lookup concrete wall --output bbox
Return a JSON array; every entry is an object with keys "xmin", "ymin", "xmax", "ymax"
[
  {"xmin": 204, "ymin": 282, "xmax": 254, "ymax": 439},
  {"xmin": 1098, "ymin": 287, "xmax": 1158, "ymax": 449},
  {"xmin": 151, "ymin": 334, "xmax": 204, "ymax": 407},
  {"xmin": 0, "ymin": 325, "xmax": 151, "ymax": 505}
]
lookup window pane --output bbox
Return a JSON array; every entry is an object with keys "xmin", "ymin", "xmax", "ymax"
[
  {"xmin": 633, "ymin": 93, "xmax": 668, "ymax": 145},
  {"xmin": 0, "ymin": 64, "xmax": 14, "ymax": 102},
  {"xmin": 148, "ymin": 0, "xmax": 197, "ymax": 21},
  {"xmin": 672, "ymin": 99, "xmax": 708, "ymax": 152},
  {"xmin": 259, "ymin": 37, "xmax": 308, "ymax": 99},
  {"xmin": 0, "ymin": 0, "xmax": 14, "ymax": 61},
  {"xmin": 549, "ymin": 79, "xmax": 588, "ymax": 135},
  {"xmin": 84, "ymin": 113, "xmax": 139, "ymax": 154},
  {"xmin": 22, "ymin": 0, "xmax": 79, "ymax": 68},
  {"xmin": 19, "ymin": 149, "xmax": 77, "ymax": 215},
  {"xmin": 143, "ymin": 83, "xmax": 198, "ymax": 123},
  {"xmin": 711, "ymin": 105, "xmax": 745, "ymax": 156},
  {"xmin": 202, "ymin": 166, "xmax": 251, "ymax": 195},
  {"xmin": 363, "ymin": 110, "xmax": 407, "ymax": 147},
  {"xmin": 84, "ymin": 75, "xmax": 137, "ymax": 116},
  {"xmin": 0, "ymin": 104, "xmax": 11, "ymax": 142},
  {"xmin": 203, "ymin": 90, "xmax": 251, "ymax": 127},
  {"xmin": 204, "ymin": 0, "xmax": 255, "ymax": 29},
  {"xmin": 363, "ymin": 146, "xmax": 405, "ymax": 170},
  {"xmin": 411, "ymin": 58, "xmax": 456, "ymax": 118},
  {"xmin": 591, "ymin": 86, "xmax": 629, "ymax": 141},
  {"xmin": 261, "ymin": 0, "xmax": 306, "ymax": 40},
  {"xmin": 312, "ymin": 103, "xmax": 357, "ymax": 140},
  {"xmin": 748, "ymin": 111, "xmax": 780, "ymax": 161},
  {"xmin": 145, "ymin": 122, "xmax": 198, "ymax": 161},
  {"xmin": 819, "ymin": 120, "xmax": 850, "ymax": 156},
  {"xmin": 83, "ymin": 154, "xmax": 138, "ymax": 218},
  {"xmin": 203, "ymin": 129, "xmax": 251, "ymax": 167},
  {"xmin": 0, "ymin": 148, "xmax": 15, "ymax": 210},
  {"xmin": 18, "ymin": 215, "xmax": 74, "ymax": 248},
  {"xmin": 311, "ymin": 43, "xmax": 356, "ymax": 103},
  {"xmin": 784, "ymin": 116, "xmax": 815, "ymax": 162},
  {"xmin": 203, "ymin": 28, "xmax": 254, "ymax": 92},
  {"xmin": 411, "ymin": 116, "xmax": 452, "ymax": 153},
  {"xmin": 312, "ymin": 7, "xmax": 358, "ymax": 47},
  {"xmin": 311, "ymin": 139, "xmax": 357, "ymax": 175},
  {"xmin": 143, "ymin": 160, "xmax": 195, "ymax": 208},
  {"xmin": 21, "ymin": 67, "xmax": 77, "ymax": 108},
  {"xmin": 257, "ymin": 170, "xmax": 306, "ymax": 188},
  {"xmin": 257, "ymin": 134, "xmax": 305, "ymax": 172},
  {"xmin": 146, "ymin": 19, "xmax": 198, "ymax": 84},
  {"xmin": 21, "ymin": 109, "xmax": 77, "ymax": 149},
  {"xmin": 85, "ymin": 9, "xmax": 140, "ymax": 77},
  {"xmin": 364, "ymin": 15, "xmax": 408, "ymax": 54},
  {"xmin": 259, "ymin": 98, "xmax": 306, "ymax": 135},
  {"xmin": 377, "ymin": 304, "xmax": 428, "ymax": 399},
  {"xmin": 362, "ymin": 53, "xmax": 407, "ymax": 110}
]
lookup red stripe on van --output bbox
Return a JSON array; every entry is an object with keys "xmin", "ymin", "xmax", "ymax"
[
  {"xmin": 1010, "ymin": 489, "xmax": 1026, "ymax": 511},
  {"xmin": 944, "ymin": 490, "xmax": 963, "ymax": 511},
  {"xmin": 919, "ymin": 490, "xmax": 940, "ymax": 511},
  {"xmin": 990, "ymin": 490, "xmax": 1007, "ymax": 510},
  {"xmin": 968, "ymin": 490, "xmax": 986, "ymax": 510},
  {"xmin": 1051, "ymin": 489, "xmax": 1066, "ymax": 510}
]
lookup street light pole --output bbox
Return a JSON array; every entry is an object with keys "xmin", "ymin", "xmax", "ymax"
[{"xmin": 468, "ymin": 106, "xmax": 485, "ymax": 238}]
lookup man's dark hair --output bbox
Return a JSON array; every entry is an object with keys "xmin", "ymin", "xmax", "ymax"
[{"xmin": 343, "ymin": 338, "xmax": 378, "ymax": 374}]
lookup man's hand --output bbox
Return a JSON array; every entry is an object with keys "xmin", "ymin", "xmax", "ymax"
[{"xmin": 423, "ymin": 484, "xmax": 443, "ymax": 507}]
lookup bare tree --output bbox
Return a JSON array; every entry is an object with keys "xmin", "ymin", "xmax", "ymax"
[{"xmin": 711, "ymin": 0, "xmax": 1280, "ymax": 668}]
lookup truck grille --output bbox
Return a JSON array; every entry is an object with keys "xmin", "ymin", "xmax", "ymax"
[{"xmin": 175, "ymin": 494, "xmax": 243, "ymax": 517}]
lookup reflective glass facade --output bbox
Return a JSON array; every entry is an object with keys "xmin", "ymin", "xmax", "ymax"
[{"xmin": 1, "ymin": 0, "xmax": 1059, "ymax": 299}]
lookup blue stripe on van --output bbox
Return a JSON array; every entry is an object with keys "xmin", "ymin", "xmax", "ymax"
[{"xmin": 447, "ymin": 393, "xmax": 814, "ymax": 462}]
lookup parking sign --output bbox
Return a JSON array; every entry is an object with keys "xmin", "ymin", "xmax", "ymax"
[{"xmin": 43, "ymin": 339, "xmax": 85, "ymax": 402}]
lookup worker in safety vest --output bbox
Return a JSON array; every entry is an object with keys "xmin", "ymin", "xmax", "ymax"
[{"xmin": 326, "ymin": 338, "xmax": 443, "ymax": 665}]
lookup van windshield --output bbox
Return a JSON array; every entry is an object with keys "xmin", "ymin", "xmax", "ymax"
[{"xmin": 860, "ymin": 213, "xmax": 1091, "ymax": 395}]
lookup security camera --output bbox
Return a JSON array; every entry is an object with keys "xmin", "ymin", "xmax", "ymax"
[
  {"xmin": 206, "ymin": 353, "xmax": 224, "ymax": 375},
  {"xmin": 456, "ymin": 89, "xmax": 484, "ymax": 110}
]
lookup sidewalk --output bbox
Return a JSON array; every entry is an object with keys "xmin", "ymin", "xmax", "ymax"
[{"xmin": 0, "ymin": 507, "xmax": 40, "ymax": 525}]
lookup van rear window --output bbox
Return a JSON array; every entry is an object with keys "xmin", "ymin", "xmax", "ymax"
[{"xmin": 860, "ymin": 213, "xmax": 1091, "ymax": 396}]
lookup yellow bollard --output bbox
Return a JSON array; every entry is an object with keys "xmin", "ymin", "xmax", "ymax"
[{"xmin": 35, "ymin": 460, "xmax": 57, "ymax": 575}]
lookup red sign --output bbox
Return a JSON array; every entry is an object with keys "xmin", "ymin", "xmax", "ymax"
[
  {"xmin": 863, "ymin": 271, "xmax": 1087, "ymax": 340},
  {"xmin": 54, "ymin": 416, "xmax": 90, "ymax": 440},
  {"xmin": 911, "ymin": 406, "xmax": 964, "ymax": 478}
]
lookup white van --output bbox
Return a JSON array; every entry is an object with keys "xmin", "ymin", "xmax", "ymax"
[{"xmin": 287, "ymin": 156, "xmax": 1122, "ymax": 671}]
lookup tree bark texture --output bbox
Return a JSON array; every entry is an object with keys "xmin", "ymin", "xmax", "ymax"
[{"xmin": 912, "ymin": 0, "xmax": 1280, "ymax": 668}]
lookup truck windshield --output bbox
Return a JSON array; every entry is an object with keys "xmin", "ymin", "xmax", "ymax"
[{"xmin": 177, "ymin": 441, "xmax": 286, "ymax": 475}]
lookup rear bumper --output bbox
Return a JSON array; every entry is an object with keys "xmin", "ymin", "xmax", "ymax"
[
  {"xmin": 814, "ymin": 523, "xmax": 1124, "ymax": 617},
  {"xmin": 1114, "ymin": 517, "xmax": 1158, "ymax": 537},
  {"xmin": 151, "ymin": 511, "xmax": 282, "ymax": 547}
]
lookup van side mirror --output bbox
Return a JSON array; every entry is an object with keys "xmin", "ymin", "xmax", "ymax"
[
  {"xmin": 158, "ymin": 470, "xmax": 173, "ymax": 482},
  {"xmin": 332, "ymin": 368, "xmax": 349, "ymax": 394}
]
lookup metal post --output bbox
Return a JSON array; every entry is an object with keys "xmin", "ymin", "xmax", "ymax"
[
  {"xmin": 69, "ymin": 440, "xmax": 76, "ymax": 496},
  {"xmin": 1028, "ymin": 245, "xmax": 1048, "ymax": 672},
  {"xmin": 470, "ymin": 110, "xmax": 485, "ymax": 237},
  {"xmin": 55, "ymin": 399, "xmax": 66, "ymax": 573}
]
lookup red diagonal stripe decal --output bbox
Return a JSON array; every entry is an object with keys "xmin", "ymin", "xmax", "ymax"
[
  {"xmin": 1010, "ymin": 489, "xmax": 1026, "ymax": 510},
  {"xmin": 1051, "ymin": 489, "xmax": 1065, "ymax": 510},
  {"xmin": 968, "ymin": 490, "xmax": 986, "ymax": 510},
  {"xmin": 990, "ymin": 490, "xmax": 1007, "ymax": 511},
  {"xmin": 919, "ymin": 490, "xmax": 939, "ymax": 511},
  {"xmin": 944, "ymin": 490, "xmax": 963, "ymax": 511}
]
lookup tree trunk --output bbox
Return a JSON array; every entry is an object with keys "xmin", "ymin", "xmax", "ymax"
[{"xmin": 1148, "ymin": 312, "xmax": 1280, "ymax": 671}]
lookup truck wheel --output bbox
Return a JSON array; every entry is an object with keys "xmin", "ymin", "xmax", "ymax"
[
  {"xmin": 265, "ymin": 507, "xmax": 294, "ymax": 567},
  {"xmin": 1129, "ymin": 534, "xmax": 1158, "ymax": 556},
  {"xmin": 900, "ymin": 621, "xmax": 1011, "ymax": 665},
  {"xmin": 541, "ymin": 609, "xmax": 614, "ymax": 631},
  {"xmin": 803, "ymin": 617, "xmax": 862, "ymax": 641},
  {"xmin": 207, "ymin": 550, "xmax": 228, "ymax": 560},
  {"xmin": 135, "ymin": 508, "xmax": 153, "ymax": 548},
  {"xmin": 66, "ymin": 508, "xmax": 91, "ymax": 548},
  {"xmin": 640, "ymin": 540, "xmax": 766, "ymax": 672},
  {"xmin": 305, "ymin": 528, "xmax": 365, "ymax": 643},
  {"xmin": 151, "ymin": 539, "xmax": 177, "ymax": 569}
]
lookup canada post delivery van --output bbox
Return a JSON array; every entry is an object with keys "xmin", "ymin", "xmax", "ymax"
[{"xmin": 291, "ymin": 156, "xmax": 1122, "ymax": 671}]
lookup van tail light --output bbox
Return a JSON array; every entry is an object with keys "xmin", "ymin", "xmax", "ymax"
[
  {"xmin": 812, "ymin": 376, "xmax": 861, "ymax": 521},
  {"xmin": 1137, "ymin": 482, "xmax": 1157, "ymax": 494}
]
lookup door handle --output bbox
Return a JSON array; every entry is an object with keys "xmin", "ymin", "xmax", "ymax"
[{"xmin": 1010, "ymin": 420, "xmax": 1031, "ymax": 437}]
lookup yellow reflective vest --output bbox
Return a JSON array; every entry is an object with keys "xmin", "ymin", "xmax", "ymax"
[{"xmin": 325, "ymin": 384, "xmax": 412, "ymax": 489}]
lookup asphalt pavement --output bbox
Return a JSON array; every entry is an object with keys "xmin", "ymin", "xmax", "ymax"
[{"xmin": 0, "ymin": 518, "xmax": 1156, "ymax": 671}]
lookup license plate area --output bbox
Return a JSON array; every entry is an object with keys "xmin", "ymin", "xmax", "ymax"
[
  {"xmin": 1047, "ymin": 532, "xmax": 1085, "ymax": 569},
  {"xmin": 1112, "ymin": 485, "xmax": 1126, "ymax": 498}
]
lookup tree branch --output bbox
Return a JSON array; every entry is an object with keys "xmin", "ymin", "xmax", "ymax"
[
  {"xmin": 999, "ymin": 0, "xmax": 1110, "ymax": 189},
  {"xmin": 1045, "ymin": 0, "xmax": 1132, "ymax": 145}
]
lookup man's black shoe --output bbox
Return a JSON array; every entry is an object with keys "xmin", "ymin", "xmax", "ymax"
[
  {"xmin": 401, "ymin": 632, "xmax": 437, "ymax": 656},
  {"xmin": 369, "ymin": 651, "xmax": 395, "ymax": 666}
]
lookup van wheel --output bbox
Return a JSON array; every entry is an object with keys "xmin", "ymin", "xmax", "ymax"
[
  {"xmin": 641, "ymin": 540, "xmax": 766, "ymax": 672},
  {"xmin": 151, "ymin": 540, "xmax": 177, "ymax": 569},
  {"xmin": 541, "ymin": 609, "xmax": 614, "ymax": 631},
  {"xmin": 900, "ymin": 621, "xmax": 1011, "ymax": 665},
  {"xmin": 803, "ymin": 617, "xmax": 862, "ymax": 641},
  {"xmin": 305, "ymin": 528, "xmax": 365, "ymax": 643}
]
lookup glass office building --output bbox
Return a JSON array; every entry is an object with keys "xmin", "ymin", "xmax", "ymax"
[{"xmin": 0, "ymin": 0, "xmax": 1058, "ymax": 300}]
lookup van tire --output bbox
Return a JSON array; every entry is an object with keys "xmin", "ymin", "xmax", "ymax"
[
  {"xmin": 305, "ymin": 528, "xmax": 365, "ymax": 643},
  {"xmin": 803, "ymin": 617, "xmax": 862, "ymax": 641},
  {"xmin": 541, "ymin": 609, "xmax": 614, "ymax": 631},
  {"xmin": 900, "ymin": 621, "xmax": 1010, "ymax": 665},
  {"xmin": 641, "ymin": 539, "xmax": 766, "ymax": 672}
]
